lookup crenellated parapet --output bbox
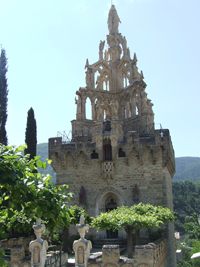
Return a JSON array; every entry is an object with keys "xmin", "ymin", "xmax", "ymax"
[{"xmin": 49, "ymin": 127, "xmax": 175, "ymax": 182}]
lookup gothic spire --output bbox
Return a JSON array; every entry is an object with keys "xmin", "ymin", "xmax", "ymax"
[{"xmin": 107, "ymin": 5, "xmax": 121, "ymax": 34}]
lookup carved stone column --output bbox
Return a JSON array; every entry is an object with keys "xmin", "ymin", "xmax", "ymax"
[
  {"xmin": 29, "ymin": 219, "xmax": 48, "ymax": 267},
  {"xmin": 73, "ymin": 216, "xmax": 92, "ymax": 267},
  {"xmin": 81, "ymin": 96, "xmax": 87, "ymax": 120}
]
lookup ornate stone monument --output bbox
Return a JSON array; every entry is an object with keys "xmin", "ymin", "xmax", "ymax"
[
  {"xmin": 29, "ymin": 219, "xmax": 48, "ymax": 267},
  {"xmin": 73, "ymin": 215, "xmax": 92, "ymax": 267},
  {"xmin": 49, "ymin": 4, "xmax": 176, "ymax": 266}
]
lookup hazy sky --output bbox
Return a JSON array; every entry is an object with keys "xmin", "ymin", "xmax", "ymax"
[{"xmin": 1, "ymin": 0, "xmax": 200, "ymax": 158}]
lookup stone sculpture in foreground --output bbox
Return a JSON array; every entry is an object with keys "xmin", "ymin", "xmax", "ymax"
[
  {"xmin": 29, "ymin": 219, "xmax": 48, "ymax": 267},
  {"xmin": 73, "ymin": 215, "xmax": 92, "ymax": 267}
]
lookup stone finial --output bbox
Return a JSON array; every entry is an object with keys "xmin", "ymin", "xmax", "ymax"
[
  {"xmin": 79, "ymin": 186, "xmax": 87, "ymax": 205},
  {"xmin": 73, "ymin": 215, "xmax": 92, "ymax": 267},
  {"xmin": 80, "ymin": 215, "xmax": 85, "ymax": 225},
  {"xmin": 85, "ymin": 58, "xmax": 89, "ymax": 69},
  {"xmin": 140, "ymin": 70, "xmax": 144, "ymax": 80},
  {"xmin": 99, "ymin": 40, "xmax": 105, "ymax": 52},
  {"xmin": 76, "ymin": 215, "xmax": 89, "ymax": 240},
  {"xmin": 29, "ymin": 219, "xmax": 48, "ymax": 267},
  {"xmin": 133, "ymin": 52, "xmax": 138, "ymax": 63},
  {"xmin": 32, "ymin": 218, "xmax": 45, "ymax": 241},
  {"xmin": 107, "ymin": 5, "xmax": 121, "ymax": 34}
]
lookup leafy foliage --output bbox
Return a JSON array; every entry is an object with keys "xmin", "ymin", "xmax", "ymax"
[
  {"xmin": 173, "ymin": 181, "xmax": 200, "ymax": 233},
  {"xmin": 91, "ymin": 203, "xmax": 174, "ymax": 258},
  {"xmin": 70, "ymin": 205, "xmax": 91, "ymax": 225},
  {"xmin": 177, "ymin": 239, "xmax": 200, "ymax": 267},
  {"xmin": 184, "ymin": 213, "xmax": 200, "ymax": 240},
  {"xmin": 173, "ymin": 157, "xmax": 200, "ymax": 182},
  {"xmin": 24, "ymin": 107, "xmax": 37, "ymax": 160},
  {"xmin": 62, "ymin": 205, "xmax": 91, "ymax": 253},
  {"xmin": 92, "ymin": 204, "xmax": 174, "ymax": 231},
  {"xmin": 37, "ymin": 143, "xmax": 56, "ymax": 183},
  {"xmin": 0, "ymin": 48, "xmax": 8, "ymax": 145},
  {"xmin": 0, "ymin": 144, "xmax": 73, "ymax": 239}
]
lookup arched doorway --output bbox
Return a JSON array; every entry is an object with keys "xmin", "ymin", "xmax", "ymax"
[{"xmin": 105, "ymin": 197, "xmax": 118, "ymax": 238}]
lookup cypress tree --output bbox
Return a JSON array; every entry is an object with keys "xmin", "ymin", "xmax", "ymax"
[
  {"xmin": 24, "ymin": 107, "xmax": 37, "ymax": 160},
  {"xmin": 0, "ymin": 48, "xmax": 8, "ymax": 145}
]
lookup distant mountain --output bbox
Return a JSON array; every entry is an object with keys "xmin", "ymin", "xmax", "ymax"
[
  {"xmin": 173, "ymin": 157, "xmax": 200, "ymax": 182},
  {"xmin": 37, "ymin": 143, "xmax": 200, "ymax": 183},
  {"xmin": 37, "ymin": 143, "xmax": 56, "ymax": 183}
]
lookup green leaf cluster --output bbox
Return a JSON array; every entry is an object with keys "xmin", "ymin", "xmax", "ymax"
[
  {"xmin": 173, "ymin": 181, "xmax": 200, "ymax": 232},
  {"xmin": 0, "ymin": 144, "xmax": 74, "ymax": 239},
  {"xmin": 91, "ymin": 203, "xmax": 174, "ymax": 232},
  {"xmin": 184, "ymin": 213, "xmax": 200, "ymax": 240},
  {"xmin": 91, "ymin": 203, "xmax": 174, "ymax": 259}
]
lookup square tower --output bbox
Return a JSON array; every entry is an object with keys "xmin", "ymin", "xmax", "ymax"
[{"xmin": 49, "ymin": 5, "xmax": 176, "ymax": 265}]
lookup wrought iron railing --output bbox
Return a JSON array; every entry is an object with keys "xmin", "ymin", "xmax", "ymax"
[{"xmin": 45, "ymin": 244, "xmax": 64, "ymax": 267}]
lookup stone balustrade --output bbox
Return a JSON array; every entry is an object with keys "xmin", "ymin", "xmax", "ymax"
[
  {"xmin": 135, "ymin": 238, "xmax": 169, "ymax": 267},
  {"xmin": 102, "ymin": 161, "xmax": 113, "ymax": 173},
  {"xmin": 87, "ymin": 238, "xmax": 169, "ymax": 267},
  {"xmin": 0, "ymin": 236, "xmax": 34, "ymax": 251}
]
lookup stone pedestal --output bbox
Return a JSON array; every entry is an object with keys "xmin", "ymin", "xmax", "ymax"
[
  {"xmin": 102, "ymin": 245, "xmax": 120, "ymax": 267},
  {"xmin": 10, "ymin": 244, "xmax": 25, "ymax": 267},
  {"xmin": 73, "ymin": 215, "xmax": 92, "ymax": 267},
  {"xmin": 29, "ymin": 219, "xmax": 48, "ymax": 267}
]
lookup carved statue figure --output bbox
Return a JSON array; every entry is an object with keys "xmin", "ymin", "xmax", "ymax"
[
  {"xmin": 99, "ymin": 40, "xmax": 105, "ymax": 52},
  {"xmin": 133, "ymin": 184, "xmax": 139, "ymax": 202},
  {"xmin": 96, "ymin": 75, "xmax": 100, "ymax": 90},
  {"xmin": 85, "ymin": 68, "xmax": 93, "ymax": 88},
  {"xmin": 75, "ymin": 96, "xmax": 82, "ymax": 114},
  {"xmin": 104, "ymin": 50, "xmax": 109, "ymax": 62},
  {"xmin": 96, "ymin": 101, "xmax": 104, "ymax": 121},
  {"xmin": 141, "ymin": 91, "xmax": 148, "ymax": 108},
  {"xmin": 107, "ymin": 5, "xmax": 121, "ymax": 34},
  {"xmin": 109, "ymin": 100, "xmax": 118, "ymax": 119},
  {"xmin": 122, "ymin": 36, "xmax": 127, "ymax": 51},
  {"xmin": 79, "ymin": 186, "xmax": 86, "ymax": 205}
]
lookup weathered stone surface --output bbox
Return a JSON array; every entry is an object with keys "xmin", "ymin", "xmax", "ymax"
[{"xmin": 49, "ymin": 4, "xmax": 176, "ymax": 267}]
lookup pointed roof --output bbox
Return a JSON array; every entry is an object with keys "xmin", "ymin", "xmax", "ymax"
[{"xmin": 107, "ymin": 5, "xmax": 121, "ymax": 34}]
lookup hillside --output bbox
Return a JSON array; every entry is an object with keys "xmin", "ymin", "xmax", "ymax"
[{"xmin": 173, "ymin": 157, "xmax": 200, "ymax": 182}]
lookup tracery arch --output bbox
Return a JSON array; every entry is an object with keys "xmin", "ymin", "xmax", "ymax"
[{"xmin": 95, "ymin": 187, "xmax": 125, "ymax": 214}]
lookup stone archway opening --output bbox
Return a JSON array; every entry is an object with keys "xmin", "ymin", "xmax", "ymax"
[{"xmin": 105, "ymin": 196, "xmax": 118, "ymax": 238}]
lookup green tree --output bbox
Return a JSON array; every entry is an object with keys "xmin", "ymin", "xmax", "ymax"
[
  {"xmin": 184, "ymin": 213, "xmax": 200, "ymax": 240},
  {"xmin": 24, "ymin": 107, "xmax": 37, "ymax": 160},
  {"xmin": 0, "ymin": 48, "xmax": 8, "ymax": 145},
  {"xmin": 91, "ymin": 203, "xmax": 174, "ymax": 258},
  {"xmin": 0, "ymin": 144, "xmax": 73, "ymax": 240},
  {"xmin": 63, "ymin": 205, "xmax": 91, "ymax": 253}
]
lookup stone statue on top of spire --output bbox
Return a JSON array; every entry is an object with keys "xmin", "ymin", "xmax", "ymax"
[{"xmin": 107, "ymin": 5, "xmax": 121, "ymax": 34}]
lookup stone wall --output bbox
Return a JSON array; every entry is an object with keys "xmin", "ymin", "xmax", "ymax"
[
  {"xmin": 0, "ymin": 237, "xmax": 67, "ymax": 267},
  {"xmin": 87, "ymin": 239, "xmax": 170, "ymax": 267}
]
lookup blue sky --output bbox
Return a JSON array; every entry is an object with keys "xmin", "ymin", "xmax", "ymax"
[{"xmin": 1, "ymin": 0, "xmax": 200, "ymax": 158}]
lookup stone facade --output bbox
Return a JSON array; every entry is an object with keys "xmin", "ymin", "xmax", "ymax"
[{"xmin": 49, "ymin": 5, "xmax": 176, "ymax": 267}]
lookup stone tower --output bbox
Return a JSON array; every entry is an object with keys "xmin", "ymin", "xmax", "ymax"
[{"xmin": 49, "ymin": 5, "xmax": 176, "ymax": 265}]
